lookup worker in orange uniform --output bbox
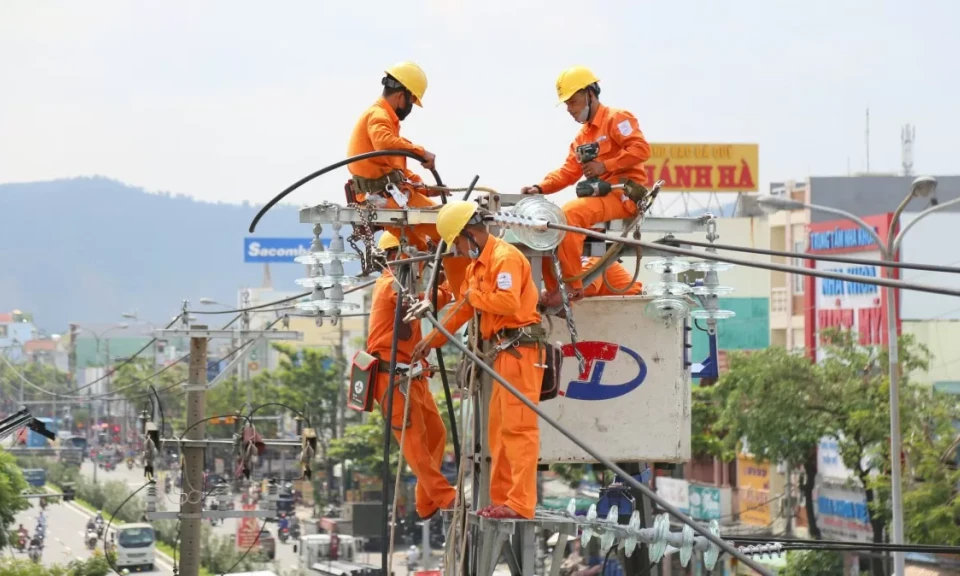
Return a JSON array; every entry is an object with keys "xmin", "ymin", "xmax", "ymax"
[
  {"xmin": 346, "ymin": 61, "xmax": 469, "ymax": 292},
  {"xmin": 521, "ymin": 66, "xmax": 652, "ymax": 308},
  {"xmin": 412, "ymin": 201, "xmax": 546, "ymax": 520},
  {"xmin": 368, "ymin": 232, "xmax": 457, "ymax": 519},
  {"xmin": 581, "ymin": 256, "xmax": 643, "ymax": 297}
]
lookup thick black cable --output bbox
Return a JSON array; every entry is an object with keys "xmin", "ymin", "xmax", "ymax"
[
  {"xmin": 103, "ymin": 480, "xmax": 153, "ymax": 575},
  {"xmin": 426, "ymin": 174, "xmax": 479, "ymax": 472},
  {"xmin": 665, "ymin": 236, "xmax": 960, "ymax": 274},
  {"xmin": 248, "ymin": 149, "xmax": 442, "ymax": 233},
  {"xmin": 544, "ymin": 222, "xmax": 960, "ymax": 298},
  {"xmin": 150, "ymin": 385, "xmax": 166, "ymax": 439},
  {"xmin": 381, "ymin": 263, "xmax": 407, "ymax": 576},
  {"xmin": 729, "ymin": 535, "xmax": 960, "ymax": 554}
]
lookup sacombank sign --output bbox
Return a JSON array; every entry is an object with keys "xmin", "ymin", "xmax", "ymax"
[
  {"xmin": 244, "ymin": 238, "xmax": 328, "ymax": 263},
  {"xmin": 559, "ymin": 341, "xmax": 648, "ymax": 401}
]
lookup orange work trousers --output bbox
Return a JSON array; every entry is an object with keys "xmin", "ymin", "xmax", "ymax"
[
  {"xmin": 543, "ymin": 192, "xmax": 638, "ymax": 292},
  {"xmin": 365, "ymin": 185, "xmax": 470, "ymax": 295},
  {"xmin": 489, "ymin": 345, "xmax": 544, "ymax": 519},
  {"xmin": 374, "ymin": 371, "xmax": 456, "ymax": 518}
]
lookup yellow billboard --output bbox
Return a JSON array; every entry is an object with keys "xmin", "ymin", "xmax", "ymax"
[
  {"xmin": 736, "ymin": 453, "xmax": 772, "ymax": 526},
  {"xmin": 643, "ymin": 143, "xmax": 759, "ymax": 192}
]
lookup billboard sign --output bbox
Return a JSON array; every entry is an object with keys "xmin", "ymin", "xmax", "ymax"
[
  {"xmin": 540, "ymin": 298, "xmax": 689, "ymax": 464},
  {"xmin": 656, "ymin": 477, "xmax": 690, "ymax": 514},
  {"xmin": 736, "ymin": 453, "xmax": 772, "ymax": 526},
  {"xmin": 643, "ymin": 143, "xmax": 759, "ymax": 192},
  {"xmin": 237, "ymin": 503, "xmax": 259, "ymax": 548},
  {"xmin": 689, "ymin": 484, "xmax": 731, "ymax": 521},
  {"xmin": 815, "ymin": 482, "xmax": 872, "ymax": 542},
  {"xmin": 244, "ymin": 237, "xmax": 328, "ymax": 263},
  {"xmin": 804, "ymin": 214, "xmax": 899, "ymax": 361}
]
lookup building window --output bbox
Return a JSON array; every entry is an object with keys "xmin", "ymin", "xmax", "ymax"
[{"xmin": 792, "ymin": 240, "xmax": 806, "ymax": 294}]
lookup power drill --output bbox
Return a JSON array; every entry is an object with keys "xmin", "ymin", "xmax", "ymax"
[{"xmin": 574, "ymin": 142, "xmax": 612, "ymax": 198}]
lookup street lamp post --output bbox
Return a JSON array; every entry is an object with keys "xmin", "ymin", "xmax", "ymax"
[
  {"xmin": 759, "ymin": 176, "xmax": 952, "ymax": 575},
  {"xmin": 121, "ymin": 311, "xmax": 158, "ymax": 372},
  {"xmin": 75, "ymin": 323, "xmax": 129, "ymax": 484}
]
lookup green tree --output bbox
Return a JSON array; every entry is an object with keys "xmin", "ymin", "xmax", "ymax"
[
  {"xmin": 328, "ymin": 411, "xmax": 401, "ymax": 479},
  {"xmin": 0, "ymin": 361, "xmax": 70, "ymax": 416},
  {"xmin": 0, "ymin": 451, "xmax": 31, "ymax": 549},
  {"xmin": 714, "ymin": 347, "xmax": 828, "ymax": 539},
  {"xmin": 780, "ymin": 550, "xmax": 844, "ymax": 576},
  {"xmin": 272, "ymin": 344, "xmax": 343, "ymax": 492},
  {"xmin": 0, "ymin": 555, "xmax": 112, "ymax": 576}
]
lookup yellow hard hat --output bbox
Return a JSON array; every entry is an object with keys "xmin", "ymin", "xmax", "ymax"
[
  {"xmin": 377, "ymin": 232, "xmax": 400, "ymax": 251},
  {"xmin": 385, "ymin": 61, "xmax": 428, "ymax": 107},
  {"xmin": 555, "ymin": 66, "xmax": 599, "ymax": 104},
  {"xmin": 436, "ymin": 201, "xmax": 479, "ymax": 248}
]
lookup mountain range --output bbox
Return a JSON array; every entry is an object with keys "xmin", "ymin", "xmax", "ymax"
[{"xmin": 0, "ymin": 176, "xmax": 353, "ymax": 333}]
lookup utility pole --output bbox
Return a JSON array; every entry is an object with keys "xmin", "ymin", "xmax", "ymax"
[
  {"xmin": 179, "ymin": 325, "xmax": 208, "ymax": 576},
  {"xmin": 149, "ymin": 316, "xmax": 302, "ymax": 576}
]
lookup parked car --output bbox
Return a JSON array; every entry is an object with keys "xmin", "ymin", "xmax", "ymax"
[{"xmin": 256, "ymin": 529, "xmax": 276, "ymax": 560}]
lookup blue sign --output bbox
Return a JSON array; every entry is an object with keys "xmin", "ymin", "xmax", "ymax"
[
  {"xmin": 244, "ymin": 238, "xmax": 328, "ymax": 263},
  {"xmin": 809, "ymin": 227, "xmax": 879, "ymax": 251},
  {"xmin": 560, "ymin": 341, "xmax": 647, "ymax": 401},
  {"xmin": 819, "ymin": 266, "xmax": 879, "ymax": 296},
  {"xmin": 817, "ymin": 495, "xmax": 870, "ymax": 524}
]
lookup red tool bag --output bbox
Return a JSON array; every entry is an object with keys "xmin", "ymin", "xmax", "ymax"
[{"xmin": 348, "ymin": 351, "xmax": 379, "ymax": 412}]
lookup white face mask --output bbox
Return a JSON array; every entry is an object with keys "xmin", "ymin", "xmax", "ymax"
[{"xmin": 575, "ymin": 104, "xmax": 590, "ymax": 124}]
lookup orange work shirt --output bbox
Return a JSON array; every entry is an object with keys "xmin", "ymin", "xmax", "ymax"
[
  {"xmin": 425, "ymin": 236, "xmax": 541, "ymax": 346},
  {"xmin": 367, "ymin": 274, "xmax": 452, "ymax": 364},
  {"xmin": 538, "ymin": 103, "xmax": 651, "ymax": 194},
  {"xmin": 347, "ymin": 97, "xmax": 426, "ymax": 184},
  {"xmin": 582, "ymin": 256, "xmax": 643, "ymax": 297}
]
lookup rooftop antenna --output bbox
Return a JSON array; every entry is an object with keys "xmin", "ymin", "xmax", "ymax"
[
  {"xmin": 901, "ymin": 124, "xmax": 915, "ymax": 176},
  {"xmin": 865, "ymin": 108, "xmax": 871, "ymax": 173}
]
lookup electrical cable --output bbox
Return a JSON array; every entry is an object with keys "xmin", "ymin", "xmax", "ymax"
[
  {"xmin": 246, "ymin": 402, "xmax": 309, "ymax": 426},
  {"xmin": 542, "ymin": 221, "xmax": 960, "ymax": 298},
  {"xmin": 218, "ymin": 518, "xmax": 270, "ymax": 575},
  {"xmin": 73, "ymin": 314, "xmax": 183, "ymax": 395},
  {"xmin": 669, "ymin": 236, "xmax": 960, "ymax": 274},
  {"xmin": 248, "ymin": 149, "xmax": 443, "ymax": 233},
  {"xmin": 381, "ymin": 261, "xmax": 407, "ymax": 576},
  {"xmin": 151, "ymin": 385, "xmax": 166, "ymax": 440},
  {"xmin": 186, "ymin": 292, "xmax": 309, "ymax": 315},
  {"xmin": 427, "ymin": 175, "xmax": 479, "ymax": 473},
  {"xmin": 103, "ymin": 480, "xmax": 153, "ymax": 575}
]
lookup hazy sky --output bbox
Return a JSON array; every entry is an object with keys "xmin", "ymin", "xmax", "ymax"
[{"xmin": 2, "ymin": 0, "xmax": 957, "ymax": 209}]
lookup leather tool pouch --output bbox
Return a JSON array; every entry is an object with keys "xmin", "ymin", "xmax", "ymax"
[
  {"xmin": 540, "ymin": 343, "xmax": 563, "ymax": 402},
  {"xmin": 621, "ymin": 179, "xmax": 649, "ymax": 204},
  {"xmin": 344, "ymin": 180, "xmax": 358, "ymax": 205},
  {"xmin": 348, "ymin": 351, "xmax": 379, "ymax": 412}
]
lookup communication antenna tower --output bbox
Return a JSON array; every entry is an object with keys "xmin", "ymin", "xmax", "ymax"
[{"xmin": 901, "ymin": 124, "xmax": 915, "ymax": 176}]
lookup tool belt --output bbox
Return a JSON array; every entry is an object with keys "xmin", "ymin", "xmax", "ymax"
[
  {"xmin": 376, "ymin": 359, "xmax": 425, "ymax": 380},
  {"xmin": 491, "ymin": 324, "xmax": 562, "ymax": 402},
  {"xmin": 349, "ymin": 170, "xmax": 406, "ymax": 196}
]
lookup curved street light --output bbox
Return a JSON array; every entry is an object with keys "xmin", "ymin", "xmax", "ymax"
[{"xmin": 760, "ymin": 176, "xmax": 956, "ymax": 575}]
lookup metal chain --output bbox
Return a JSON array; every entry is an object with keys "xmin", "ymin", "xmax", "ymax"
[
  {"xmin": 552, "ymin": 249, "xmax": 586, "ymax": 375},
  {"xmin": 347, "ymin": 202, "xmax": 378, "ymax": 276}
]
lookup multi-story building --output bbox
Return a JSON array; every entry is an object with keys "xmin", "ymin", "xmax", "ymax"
[{"xmin": 0, "ymin": 310, "xmax": 39, "ymax": 362}]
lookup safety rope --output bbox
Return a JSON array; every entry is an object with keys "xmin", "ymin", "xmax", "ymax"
[
  {"xmin": 387, "ymin": 369, "xmax": 416, "ymax": 576},
  {"xmin": 424, "ymin": 185, "xmax": 499, "ymax": 197},
  {"xmin": 600, "ymin": 246, "xmax": 644, "ymax": 295}
]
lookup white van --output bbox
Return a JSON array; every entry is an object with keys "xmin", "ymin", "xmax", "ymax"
[{"xmin": 114, "ymin": 523, "xmax": 156, "ymax": 571}]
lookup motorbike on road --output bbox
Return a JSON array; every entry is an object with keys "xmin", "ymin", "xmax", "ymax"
[
  {"xmin": 86, "ymin": 530, "xmax": 99, "ymax": 550},
  {"xmin": 126, "ymin": 457, "xmax": 134, "ymax": 470},
  {"xmin": 28, "ymin": 544, "xmax": 41, "ymax": 563}
]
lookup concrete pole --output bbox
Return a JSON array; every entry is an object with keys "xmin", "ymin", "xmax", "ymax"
[
  {"xmin": 179, "ymin": 327, "xmax": 208, "ymax": 576},
  {"xmin": 422, "ymin": 517, "xmax": 431, "ymax": 570}
]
